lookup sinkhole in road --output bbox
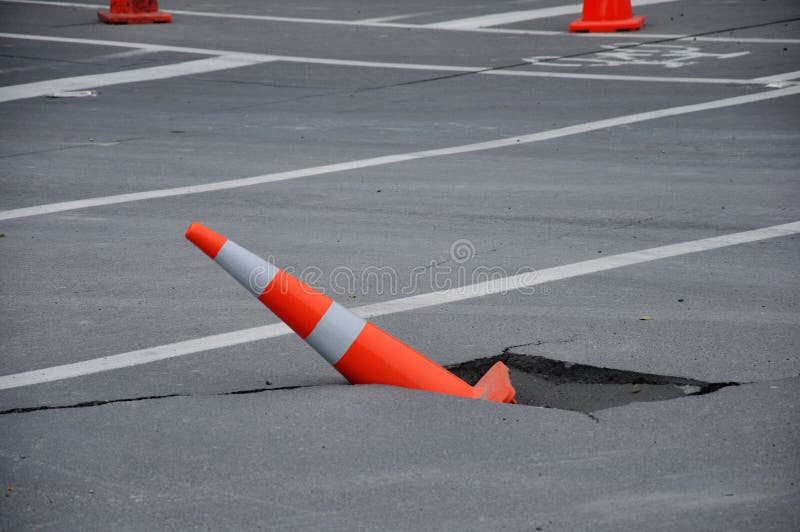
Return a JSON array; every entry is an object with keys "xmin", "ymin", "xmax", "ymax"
[{"xmin": 448, "ymin": 353, "xmax": 737, "ymax": 413}]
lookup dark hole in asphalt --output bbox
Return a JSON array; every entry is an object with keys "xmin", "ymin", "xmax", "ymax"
[{"xmin": 448, "ymin": 353, "xmax": 737, "ymax": 413}]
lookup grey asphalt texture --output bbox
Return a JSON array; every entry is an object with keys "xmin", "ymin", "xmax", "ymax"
[{"xmin": 1, "ymin": 0, "xmax": 799, "ymax": 530}]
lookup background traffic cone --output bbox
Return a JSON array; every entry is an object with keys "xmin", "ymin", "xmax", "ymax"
[
  {"xmin": 185, "ymin": 222, "xmax": 516, "ymax": 404},
  {"xmin": 98, "ymin": 0, "xmax": 172, "ymax": 24},
  {"xmin": 569, "ymin": 0, "xmax": 645, "ymax": 32}
]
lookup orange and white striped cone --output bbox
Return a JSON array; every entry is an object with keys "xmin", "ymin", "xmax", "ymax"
[
  {"xmin": 185, "ymin": 222, "xmax": 516, "ymax": 404},
  {"xmin": 98, "ymin": 0, "xmax": 172, "ymax": 24}
]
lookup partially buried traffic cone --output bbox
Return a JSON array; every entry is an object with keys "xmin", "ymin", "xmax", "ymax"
[
  {"xmin": 185, "ymin": 222, "xmax": 516, "ymax": 404},
  {"xmin": 98, "ymin": 0, "xmax": 172, "ymax": 24},
  {"xmin": 569, "ymin": 0, "xmax": 644, "ymax": 32}
]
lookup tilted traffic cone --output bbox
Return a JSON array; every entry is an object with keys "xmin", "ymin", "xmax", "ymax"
[
  {"xmin": 98, "ymin": 0, "xmax": 172, "ymax": 24},
  {"xmin": 185, "ymin": 222, "xmax": 516, "ymax": 404},
  {"xmin": 569, "ymin": 0, "xmax": 645, "ymax": 32}
]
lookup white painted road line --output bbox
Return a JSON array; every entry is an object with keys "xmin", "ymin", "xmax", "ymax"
[
  {"xmin": 486, "ymin": 69, "xmax": 750, "ymax": 85},
  {"xmin": 1, "ymin": 84, "xmax": 798, "ymax": 222},
  {"xmin": 2, "ymin": 1, "xmax": 799, "ymax": 44},
  {"xmin": 355, "ymin": 12, "xmax": 433, "ymax": 24},
  {"xmin": 0, "ymin": 32, "xmax": 485, "ymax": 74},
  {"xmin": 752, "ymin": 70, "xmax": 800, "ymax": 83},
  {"xmin": 424, "ymin": 0, "xmax": 678, "ymax": 29},
  {"xmin": 1, "ymin": 220, "xmax": 797, "ymax": 390},
  {"xmin": 0, "ymin": 55, "xmax": 272, "ymax": 103},
  {"xmin": 0, "ymin": 324, "xmax": 290, "ymax": 391},
  {"xmin": 0, "ymin": 32, "xmax": 769, "ymax": 89}
]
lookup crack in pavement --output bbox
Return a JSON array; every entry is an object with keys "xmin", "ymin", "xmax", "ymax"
[
  {"xmin": 0, "ymin": 137, "xmax": 146, "ymax": 159},
  {"xmin": 522, "ymin": 17, "xmax": 800, "ymax": 68},
  {"xmin": 350, "ymin": 17, "xmax": 800, "ymax": 91},
  {"xmin": 0, "ymin": 384, "xmax": 315, "ymax": 415},
  {"xmin": 1, "ymin": 348, "xmax": 747, "ymax": 416},
  {"xmin": 168, "ymin": 17, "xmax": 800, "ymax": 116},
  {"xmin": 503, "ymin": 338, "xmax": 577, "ymax": 351}
]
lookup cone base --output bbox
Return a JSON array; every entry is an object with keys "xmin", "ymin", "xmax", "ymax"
[
  {"xmin": 569, "ymin": 15, "xmax": 644, "ymax": 32},
  {"xmin": 474, "ymin": 361, "xmax": 517, "ymax": 404},
  {"xmin": 97, "ymin": 11, "xmax": 172, "ymax": 24}
]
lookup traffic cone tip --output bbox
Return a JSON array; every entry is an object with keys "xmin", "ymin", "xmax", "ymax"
[{"xmin": 185, "ymin": 222, "xmax": 227, "ymax": 259}]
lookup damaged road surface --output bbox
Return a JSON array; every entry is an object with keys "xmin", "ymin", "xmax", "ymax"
[
  {"xmin": 1, "ymin": 377, "xmax": 798, "ymax": 530},
  {"xmin": 449, "ymin": 352, "xmax": 738, "ymax": 413},
  {"xmin": 1, "ymin": 0, "xmax": 799, "ymax": 529}
]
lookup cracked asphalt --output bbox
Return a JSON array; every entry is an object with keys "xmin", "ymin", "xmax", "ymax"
[{"xmin": 1, "ymin": 0, "xmax": 799, "ymax": 530}]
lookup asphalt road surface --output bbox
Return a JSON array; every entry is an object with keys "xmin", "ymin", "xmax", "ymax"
[{"xmin": 1, "ymin": 0, "xmax": 798, "ymax": 530}]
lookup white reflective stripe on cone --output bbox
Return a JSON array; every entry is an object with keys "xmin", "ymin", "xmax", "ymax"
[
  {"xmin": 214, "ymin": 240, "xmax": 279, "ymax": 297},
  {"xmin": 305, "ymin": 301, "xmax": 367, "ymax": 365}
]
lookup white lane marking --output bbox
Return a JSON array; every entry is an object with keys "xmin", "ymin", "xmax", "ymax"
[
  {"xmin": 487, "ymin": 69, "xmax": 750, "ymax": 85},
  {"xmin": 1, "ymin": 1, "xmax": 798, "ymax": 43},
  {"xmin": 0, "ymin": 32, "xmax": 481, "ymax": 74},
  {"xmin": 424, "ymin": 0, "xmax": 679, "ymax": 29},
  {"xmin": 673, "ymin": 36, "xmax": 800, "ymax": 45},
  {"xmin": 85, "ymin": 48, "xmax": 157, "ymax": 61},
  {"xmin": 0, "ymin": 31, "xmax": 200, "ymax": 53},
  {"xmin": 0, "ymin": 324, "xmax": 291, "ymax": 390},
  {"xmin": 0, "ymin": 32, "xmax": 784, "ymax": 91},
  {"xmin": 434, "ymin": 26, "xmax": 800, "ymax": 43},
  {"xmin": 1, "ymin": 84, "xmax": 798, "ymax": 221},
  {"xmin": 1, "ymin": 221, "xmax": 797, "ymax": 390},
  {"xmin": 355, "ymin": 12, "xmax": 433, "ymax": 24},
  {"xmin": 0, "ymin": 55, "xmax": 271, "ymax": 103},
  {"xmin": 752, "ymin": 70, "xmax": 800, "ymax": 83},
  {"xmin": 525, "ymin": 43, "xmax": 750, "ymax": 69}
]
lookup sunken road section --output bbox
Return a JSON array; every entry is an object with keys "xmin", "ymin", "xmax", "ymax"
[{"xmin": 449, "ymin": 352, "xmax": 737, "ymax": 413}]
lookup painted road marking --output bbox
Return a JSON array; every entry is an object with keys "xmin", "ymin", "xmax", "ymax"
[
  {"xmin": 484, "ymin": 70, "xmax": 750, "ymax": 85},
  {"xmin": 1, "ymin": 1, "xmax": 798, "ymax": 44},
  {"xmin": 0, "ymin": 32, "xmax": 483, "ymax": 77},
  {"xmin": 525, "ymin": 43, "xmax": 750, "ymax": 69},
  {"xmin": 1, "ymin": 83, "xmax": 798, "ymax": 221},
  {"xmin": 355, "ymin": 12, "xmax": 434, "ymax": 24},
  {"xmin": 1, "ymin": 220, "xmax": 797, "ymax": 390},
  {"xmin": 0, "ymin": 33, "xmax": 786, "ymax": 94},
  {"xmin": 423, "ymin": 0, "xmax": 678, "ymax": 29},
  {"xmin": 0, "ymin": 55, "xmax": 273, "ymax": 103},
  {"xmin": 752, "ymin": 70, "xmax": 800, "ymax": 83}
]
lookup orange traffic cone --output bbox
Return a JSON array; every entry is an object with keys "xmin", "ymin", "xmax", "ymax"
[
  {"xmin": 185, "ymin": 222, "xmax": 516, "ymax": 404},
  {"xmin": 98, "ymin": 0, "xmax": 172, "ymax": 24},
  {"xmin": 569, "ymin": 0, "xmax": 645, "ymax": 32}
]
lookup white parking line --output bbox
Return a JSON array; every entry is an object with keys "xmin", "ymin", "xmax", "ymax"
[
  {"xmin": 752, "ymin": 70, "xmax": 800, "ymax": 83},
  {"xmin": 355, "ymin": 12, "xmax": 433, "ymax": 24},
  {"xmin": 1, "ymin": 83, "xmax": 798, "ymax": 222},
  {"xmin": 423, "ymin": 0, "xmax": 678, "ymax": 29},
  {"xmin": 1, "ymin": 0, "xmax": 798, "ymax": 44},
  {"xmin": 0, "ymin": 32, "xmax": 786, "ymax": 92},
  {"xmin": 0, "ymin": 32, "xmax": 484, "ymax": 74},
  {"xmin": 0, "ymin": 54, "xmax": 273, "ymax": 103},
  {"xmin": 485, "ymin": 70, "xmax": 750, "ymax": 85},
  {"xmin": 1, "ymin": 220, "xmax": 797, "ymax": 390}
]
